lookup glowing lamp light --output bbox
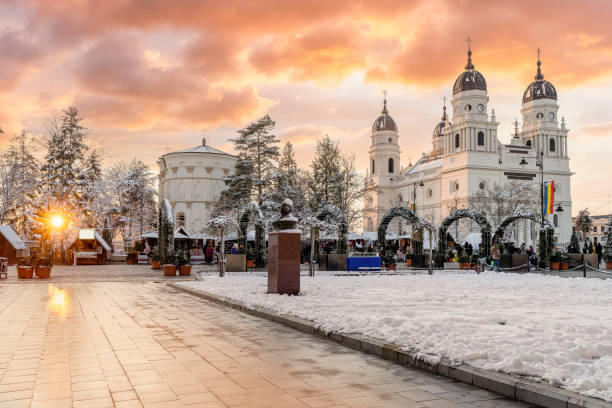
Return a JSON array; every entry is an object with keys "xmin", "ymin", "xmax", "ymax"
[{"xmin": 50, "ymin": 215, "xmax": 64, "ymax": 228}]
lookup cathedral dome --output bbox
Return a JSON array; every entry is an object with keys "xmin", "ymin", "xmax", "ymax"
[
  {"xmin": 432, "ymin": 105, "xmax": 451, "ymax": 138},
  {"xmin": 372, "ymin": 98, "xmax": 397, "ymax": 133},
  {"xmin": 453, "ymin": 48, "xmax": 487, "ymax": 95},
  {"xmin": 522, "ymin": 56, "xmax": 557, "ymax": 103}
]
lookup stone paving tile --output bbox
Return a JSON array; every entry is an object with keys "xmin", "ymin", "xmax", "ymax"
[{"xmin": 0, "ymin": 271, "xmax": 538, "ymax": 407}]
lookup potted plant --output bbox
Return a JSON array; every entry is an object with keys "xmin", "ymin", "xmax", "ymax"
[
  {"xmin": 17, "ymin": 256, "xmax": 34, "ymax": 279},
  {"xmin": 383, "ymin": 249, "xmax": 396, "ymax": 270},
  {"xmin": 148, "ymin": 247, "xmax": 162, "ymax": 269},
  {"xmin": 549, "ymin": 251, "xmax": 561, "ymax": 270},
  {"xmin": 604, "ymin": 253, "xmax": 612, "ymax": 270},
  {"xmin": 447, "ymin": 249, "xmax": 455, "ymax": 262},
  {"xmin": 405, "ymin": 252, "xmax": 413, "ymax": 267},
  {"xmin": 458, "ymin": 252, "xmax": 471, "ymax": 270},
  {"xmin": 162, "ymin": 250, "xmax": 177, "ymax": 276},
  {"xmin": 246, "ymin": 246, "xmax": 256, "ymax": 268},
  {"xmin": 35, "ymin": 256, "xmax": 52, "ymax": 279},
  {"xmin": 559, "ymin": 253, "xmax": 569, "ymax": 270},
  {"xmin": 177, "ymin": 250, "xmax": 192, "ymax": 276},
  {"xmin": 126, "ymin": 251, "xmax": 137, "ymax": 265}
]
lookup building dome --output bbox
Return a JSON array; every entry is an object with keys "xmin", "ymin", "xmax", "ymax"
[
  {"xmin": 372, "ymin": 98, "xmax": 397, "ymax": 133},
  {"xmin": 522, "ymin": 57, "xmax": 557, "ymax": 103},
  {"xmin": 433, "ymin": 105, "xmax": 451, "ymax": 138},
  {"xmin": 453, "ymin": 49, "xmax": 487, "ymax": 95}
]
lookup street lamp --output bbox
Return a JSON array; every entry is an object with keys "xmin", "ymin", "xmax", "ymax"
[
  {"xmin": 519, "ymin": 151, "xmax": 546, "ymax": 225},
  {"xmin": 555, "ymin": 205, "xmax": 563, "ymax": 213}
]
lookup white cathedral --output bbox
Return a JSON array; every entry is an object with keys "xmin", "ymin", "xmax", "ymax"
[{"xmin": 363, "ymin": 46, "xmax": 572, "ymax": 247}]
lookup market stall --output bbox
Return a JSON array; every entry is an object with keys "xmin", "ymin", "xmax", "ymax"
[{"xmin": 68, "ymin": 229, "xmax": 111, "ymax": 265}]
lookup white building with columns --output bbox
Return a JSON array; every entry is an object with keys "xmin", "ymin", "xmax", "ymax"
[
  {"xmin": 157, "ymin": 138, "xmax": 236, "ymax": 235},
  {"xmin": 363, "ymin": 46, "xmax": 573, "ymax": 247}
]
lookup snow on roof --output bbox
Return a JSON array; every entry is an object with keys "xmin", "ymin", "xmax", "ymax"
[
  {"xmin": 141, "ymin": 231, "xmax": 158, "ymax": 239},
  {"xmin": 94, "ymin": 231, "xmax": 112, "ymax": 251},
  {"xmin": 162, "ymin": 144, "xmax": 233, "ymax": 157},
  {"xmin": 405, "ymin": 158, "xmax": 443, "ymax": 175},
  {"xmin": 0, "ymin": 225, "xmax": 26, "ymax": 250}
]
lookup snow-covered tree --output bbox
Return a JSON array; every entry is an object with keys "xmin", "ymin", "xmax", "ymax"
[
  {"xmin": 308, "ymin": 135, "xmax": 342, "ymax": 211},
  {"xmin": 81, "ymin": 149, "xmax": 104, "ymax": 225},
  {"xmin": 267, "ymin": 141, "xmax": 308, "ymax": 217},
  {"xmin": 202, "ymin": 215, "xmax": 241, "ymax": 277},
  {"xmin": 40, "ymin": 106, "xmax": 90, "ymax": 226},
  {"xmin": 159, "ymin": 199, "xmax": 174, "ymax": 264},
  {"xmin": 0, "ymin": 129, "xmax": 40, "ymax": 237},
  {"xmin": 112, "ymin": 160, "xmax": 157, "ymax": 246},
  {"xmin": 575, "ymin": 208, "xmax": 593, "ymax": 242},
  {"xmin": 216, "ymin": 115, "xmax": 280, "ymax": 215}
]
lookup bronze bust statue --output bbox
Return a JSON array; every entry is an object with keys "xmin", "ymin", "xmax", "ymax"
[{"xmin": 272, "ymin": 198, "xmax": 298, "ymax": 231}]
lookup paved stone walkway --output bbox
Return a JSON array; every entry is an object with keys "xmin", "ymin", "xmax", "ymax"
[{"xmin": 0, "ymin": 278, "xmax": 536, "ymax": 407}]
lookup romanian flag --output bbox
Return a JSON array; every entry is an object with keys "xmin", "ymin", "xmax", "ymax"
[
  {"xmin": 410, "ymin": 203, "xmax": 415, "ymax": 212},
  {"xmin": 544, "ymin": 181, "xmax": 555, "ymax": 214}
]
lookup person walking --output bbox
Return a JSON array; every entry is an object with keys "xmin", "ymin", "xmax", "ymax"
[
  {"xmin": 596, "ymin": 242, "xmax": 603, "ymax": 266},
  {"xmin": 490, "ymin": 242, "xmax": 501, "ymax": 272},
  {"xmin": 205, "ymin": 245, "xmax": 214, "ymax": 264}
]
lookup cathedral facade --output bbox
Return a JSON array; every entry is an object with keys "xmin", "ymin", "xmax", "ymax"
[{"xmin": 363, "ymin": 47, "xmax": 572, "ymax": 247}]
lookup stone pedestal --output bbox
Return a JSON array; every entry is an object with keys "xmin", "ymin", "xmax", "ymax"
[{"xmin": 267, "ymin": 231, "xmax": 300, "ymax": 295}]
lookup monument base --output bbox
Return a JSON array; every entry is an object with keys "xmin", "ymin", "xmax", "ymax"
[{"xmin": 267, "ymin": 231, "xmax": 301, "ymax": 295}]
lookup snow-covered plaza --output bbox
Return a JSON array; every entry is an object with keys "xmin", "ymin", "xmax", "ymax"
[{"xmin": 177, "ymin": 271, "xmax": 612, "ymax": 402}]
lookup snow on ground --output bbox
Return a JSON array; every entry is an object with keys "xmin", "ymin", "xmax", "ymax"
[{"xmin": 177, "ymin": 272, "xmax": 612, "ymax": 402}]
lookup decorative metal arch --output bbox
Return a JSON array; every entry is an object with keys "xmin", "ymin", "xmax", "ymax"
[
  {"xmin": 438, "ymin": 209, "xmax": 492, "ymax": 257},
  {"xmin": 377, "ymin": 207, "xmax": 424, "ymax": 254},
  {"xmin": 493, "ymin": 210, "xmax": 554, "ymax": 265},
  {"xmin": 238, "ymin": 202, "xmax": 266, "ymax": 267},
  {"xmin": 316, "ymin": 204, "xmax": 348, "ymax": 253}
]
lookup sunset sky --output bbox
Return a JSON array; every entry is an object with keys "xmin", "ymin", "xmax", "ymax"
[{"xmin": 1, "ymin": 0, "xmax": 612, "ymax": 215}]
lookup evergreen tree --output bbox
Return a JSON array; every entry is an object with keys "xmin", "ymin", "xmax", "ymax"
[
  {"xmin": 216, "ymin": 115, "xmax": 280, "ymax": 214},
  {"xmin": 269, "ymin": 141, "xmax": 306, "ymax": 216},
  {"xmin": 308, "ymin": 134, "xmax": 342, "ymax": 210},
  {"xmin": 40, "ymin": 106, "xmax": 90, "ymax": 223},
  {"xmin": 115, "ymin": 160, "xmax": 157, "ymax": 245},
  {"xmin": 0, "ymin": 129, "xmax": 40, "ymax": 237},
  {"xmin": 575, "ymin": 208, "xmax": 593, "ymax": 242},
  {"xmin": 81, "ymin": 149, "xmax": 104, "ymax": 225}
]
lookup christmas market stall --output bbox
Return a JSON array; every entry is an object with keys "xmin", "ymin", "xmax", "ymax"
[
  {"xmin": 0, "ymin": 225, "xmax": 28, "ymax": 265},
  {"xmin": 68, "ymin": 229, "xmax": 111, "ymax": 265}
]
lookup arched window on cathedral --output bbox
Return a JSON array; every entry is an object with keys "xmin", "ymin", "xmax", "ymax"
[
  {"xmin": 388, "ymin": 158, "xmax": 394, "ymax": 173},
  {"xmin": 526, "ymin": 140, "xmax": 532, "ymax": 147},
  {"xmin": 455, "ymin": 133, "xmax": 460, "ymax": 148},
  {"xmin": 477, "ymin": 131, "xmax": 485, "ymax": 146},
  {"xmin": 371, "ymin": 159, "xmax": 375, "ymax": 174},
  {"xmin": 553, "ymin": 213, "xmax": 559, "ymax": 228},
  {"xmin": 177, "ymin": 213, "xmax": 185, "ymax": 228},
  {"xmin": 549, "ymin": 138, "xmax": 556, "ymax": 152}
]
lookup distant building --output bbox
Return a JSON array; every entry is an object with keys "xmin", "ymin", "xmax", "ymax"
[
  {"xmin": 363, "ymin": 45, "xmax": 572, "ymax": 247},
  {"xmin": 572, "ymin": 214, "xmax": 611, "ymax": 243},
  {"xmin": 157, "ymin": 138, "xmax": 236, "ymax": 235}
]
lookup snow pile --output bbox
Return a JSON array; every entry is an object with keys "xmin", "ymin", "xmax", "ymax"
[{"xmin": 177, "ymin": 272, "xmax": 612, "ymax": 402}]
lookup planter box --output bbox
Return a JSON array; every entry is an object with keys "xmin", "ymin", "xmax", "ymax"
[
  {"xmin": 606, "ymin": 261, "xmax": 612, "ymax": 270},
  {"xmin": 17, "ymin": 266, "xmax": 33, "ymax": 279},
  {"xmin": 318, "ymin": 254, "xmax": 348, "ymax": 271},
  {"xmin": 36, "ymin": 266, "xmax": 51, "ymax": 279},
  {"xmin": 500, "ymin": 254, "xmax": 512, "ymax": 268},
  {"xmin": 550, "ymin": 261, "xmax": 560, "ymax": 270},
  {"xmin": 560, "ymin": 262, "xmax": 569, "ymax": 270},
  {"xmin": 444, "ymin": 262, "xmax": 459, "ymax": 269},
  {"xmin": 568, "ymin": 254, "xmax": 583, "ymax": 268},
  {"xmin": 162, "ymin": 264, "xmax": 176, "ymax": 276},
  {"xmin": 412, "ymin": 254, "xmax": 425, "ymax": 268},
  {"xmin": 178, "ymin": 265, "xmax": 192, "ymax": 276},
  {"xmin": 226, "ymin": 254, "xmax": 246, "ymax": 272},
  {"xmin": 247, "ymin": 259, "xmax": 255, "ymax": 268},
  {"xmin": 151, "ymin": 261, "xmax": 161, "ymax": 269},
  {"xmin": 583, "ymin": 254, "xmax": 598, "ymax": 268},
  {"xmin": 459, "ymin": 262, "xmax": 471, "ymax": 270},
  {"xmin": 406, "ymin": 258, "xmax": 412, "ymax": 267},
  {"xmin": 511, "ymin": 254, "xmax": 529, "ymax": 271}
]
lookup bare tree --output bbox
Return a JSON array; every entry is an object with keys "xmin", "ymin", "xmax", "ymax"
[
  {"xmin": 575, "ymin": 208, "xmax": 593, "ymax": 242},
  {"xmin": 472, "ymin": 181, "xmax": 539, "ymax": 241}
]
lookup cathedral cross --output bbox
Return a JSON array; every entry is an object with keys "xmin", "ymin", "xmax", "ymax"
[{"xmin": 465, "ymin": 36, "xmax": 472, "ymax": 51}]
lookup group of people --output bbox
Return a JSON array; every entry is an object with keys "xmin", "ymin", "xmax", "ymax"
[{"xmin": 567, "ymin": 241, "xmax": 603, "ymax": 264}]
